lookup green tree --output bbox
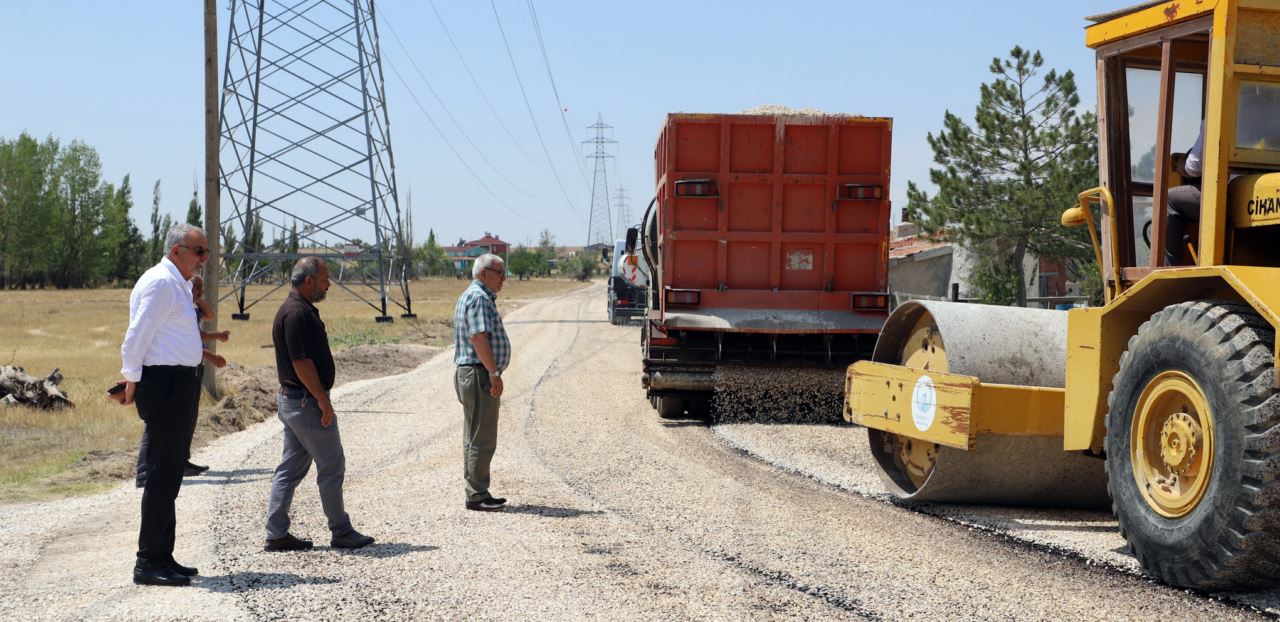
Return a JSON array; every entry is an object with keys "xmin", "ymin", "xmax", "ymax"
[
  {"xmin": 148, "ymin": 180, "xmax": 174, "ymax": 264},
  {"xmin": 567, "ymin": 253, "xmax": 598, "ymax": 282},
  {"xmin": 0, "ymin": 134, "xmax": 61, "ymax": 288},
  {"xmin": 104, "ymin": 174, "xmax": 146, "ymax": 283},
  {"xmin": 186, "ymin": 185, "xmax": 202, "ymax": 226},
  {"xmin": 50, "ymin": 141, "xmax": 109, "ymax": 288},
  {"xmin": 908, "ymin": 46, "xmax": 1098, "ymax": 306},
  {"xmin": 415, "ymin": 228, "xmax": 450, "ymax": 276},
  {"xmin": 536, "ymin": 229, "xmax": 557, "ymax": 277},
  {"xmin": 507, "ymin": 246, "xmax": 540, "ymax": 280}
]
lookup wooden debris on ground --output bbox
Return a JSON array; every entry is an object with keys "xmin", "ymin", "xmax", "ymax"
[{"xmin": 0, "ymin": 366, "xmax": 74, "ymax": 409}]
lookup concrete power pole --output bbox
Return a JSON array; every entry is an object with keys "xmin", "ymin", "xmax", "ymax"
[
  {"xmin": 202, "ymin": 0, "xmax": 221, "ymax": 398},
  {"xmin": 583, "ymin": 114, "xmax": 616, "ymax": 248}
]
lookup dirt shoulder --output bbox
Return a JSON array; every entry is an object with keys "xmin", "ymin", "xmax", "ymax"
[{"xmin": 36, "ymin": 343, "xmax": 438, "ymax": 496}]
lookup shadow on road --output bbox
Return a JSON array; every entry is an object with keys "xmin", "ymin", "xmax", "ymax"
[
  {"xmin": 196, "ymin": 571, "xmax": 341, "ymax": 592},
  {"xmin": 182, "ymin": 467, "xmax": 273, "ymax": 486},
  {"xmin": 338, "ymin": 543, "xmax": 439, "ymax": 558},
  {"xmin": 502, "ymin": 504, "xmax": 604, "ymax": 518},
  {"xmin": 659, "ymin": 420, "xmax": 710, "ymax": 428},
  {"xmin": 504, "ymin": 319, "xmax": 611, "ymax": 325}
]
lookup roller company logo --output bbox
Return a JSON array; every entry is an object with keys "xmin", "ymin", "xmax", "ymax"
[
  {"xmin": 911, "ymin": 375, "xmax": 937, "ymax": 432},
  {"xmin": 1247, "ymin": 195, "xmax": 1280, "ymax": 218}
]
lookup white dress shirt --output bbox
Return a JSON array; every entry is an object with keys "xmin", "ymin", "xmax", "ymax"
[
  {"xmin": 1185, "ymin": 120, "xmax": 1205, "ymax": 178},
  {"xmin": 120, "ymin": 257, "xmax": 203, "ymax": 382}
]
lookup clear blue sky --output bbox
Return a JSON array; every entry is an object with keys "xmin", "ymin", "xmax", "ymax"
[{"xmin": 0, "ymin": 0, "xmax": 1125, "ymax": 248}]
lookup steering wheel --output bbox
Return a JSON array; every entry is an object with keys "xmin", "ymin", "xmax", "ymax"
[{"xmin": 1141, "ymin": 219, "xmax": 1152, "ymax": 249}]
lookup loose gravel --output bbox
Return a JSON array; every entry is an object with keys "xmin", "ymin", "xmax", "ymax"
[
  {"xmin": 0, "ymin": 284, "xmax": 1275, "ymax": 620},
  {"xmin": 712, "ymin": 366, "xmax": 845, "ymax": 424}
]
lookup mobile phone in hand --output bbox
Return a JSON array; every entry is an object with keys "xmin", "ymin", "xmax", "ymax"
[{"xmin": 106, "ymin": 381, "xmax": 127, "ymax": 404}]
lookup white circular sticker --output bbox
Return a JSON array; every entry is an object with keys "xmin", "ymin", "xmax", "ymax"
[{"xmin": 911, "ymin": 375, "xmax": 937, "ymax": 432}]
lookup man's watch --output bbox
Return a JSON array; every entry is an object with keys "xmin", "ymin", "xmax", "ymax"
[{"xmin": 489, "ymin": 370, "xmax": 501, "ymax": 378}]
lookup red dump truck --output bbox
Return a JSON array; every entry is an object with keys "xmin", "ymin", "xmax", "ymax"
[{"xmin": 633, "ymin": 112, "xmax": 892, "ymax": 420}]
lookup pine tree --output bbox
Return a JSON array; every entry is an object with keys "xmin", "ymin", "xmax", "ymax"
[
  {"xmin": 148, "ymin": 180, "xmax": 174, "ymax": 264},
  {"xmin": 908, "ymin": 47, "xmax": 1098, "ymax": 306},
  {"xmin": 186, "ymin": 185, "xmax": 202, "ymax": 226}
]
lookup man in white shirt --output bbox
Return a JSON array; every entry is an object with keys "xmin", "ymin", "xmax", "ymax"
[{"xmin": 119, "ymin": 223, "xmax": 208, "ymax": 587}]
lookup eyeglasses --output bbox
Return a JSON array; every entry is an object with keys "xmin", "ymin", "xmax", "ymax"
[
  {"xmin": 179, "ymin": 245, "xmax": 209, "ymax": 258},
  {"xmin": 484, "ymin": 267, "xmax": 506, "ymax": 277}
]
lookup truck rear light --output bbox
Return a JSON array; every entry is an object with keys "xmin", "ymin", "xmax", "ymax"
[
  {"xmin": 649, "ymin": 324, "xmax": 678, "ymax": 346},
  {"xmin": 840, "ymin": 184, "xmax": 883, "ymax": 200},
  {"xmin": 852, "ymin": 292, "xmax": 889, "ymax": 310},
  {"xmin": 666, "ymin": 289, "xmax": 701, "ymax": 305},
  {"xmin": 618, "ymin": 298, "xmax": 630, "ymax": 305},
  {"xmin": 675, "ymin": 178, "xmax": 718, "ymax": 197}
]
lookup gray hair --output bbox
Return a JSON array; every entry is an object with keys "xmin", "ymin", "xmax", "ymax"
[
  {"xmin": 165, "ymin": 223, "xmax": 205, "ymax": 253},
  {"xmin": 472, "ymin": 253, "xmax": 504, "ymax": 278},
  {"xmin": 290, "ymin": 257, "xmax": 325, "ymax": 287}
]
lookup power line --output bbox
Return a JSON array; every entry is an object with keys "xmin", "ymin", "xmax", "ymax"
[
  {"xmin": 489, "ymin": 0, "xmax": 585, "ymax": 224},
  {"xmin": 525, "ymin": 0, "xmax": 592, "ymax": 190},
  {"xmin": 385, "ymin": 57, "xmax": 544, "ymax": 224},
  {"xmin": 379, "ymin": 10, "xmax": 550, "ymax": 200},
  {"xmin": 424, "ymin": 0, "xmax": 546, "ymax": 172}
]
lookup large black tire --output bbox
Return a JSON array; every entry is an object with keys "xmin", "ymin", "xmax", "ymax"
[
  {"xmin": 1106, "ymin": 300, "xmax": 1280, "ymax": 590},
  {"xmin": 656, "ymin": 395, "xmax": 686, "ymax": 419}
]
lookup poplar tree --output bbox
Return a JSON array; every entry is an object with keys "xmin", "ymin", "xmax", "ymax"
[{"xmin": 908, "ymin": 47, "xmax": 1098, "ymax": 306}]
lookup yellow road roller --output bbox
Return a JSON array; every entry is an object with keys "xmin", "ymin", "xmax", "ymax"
[{"xmin": 846, "ymin": 0, "xmax": 1280, "ymax": 590}]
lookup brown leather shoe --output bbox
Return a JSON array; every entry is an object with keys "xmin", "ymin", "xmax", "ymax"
[{"xmin": 264, "ymin": 533, "xmax": 314, "ymax": 552}]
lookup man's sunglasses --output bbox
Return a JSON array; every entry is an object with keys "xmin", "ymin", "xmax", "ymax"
[
  {"xmin": 484, "ymin": 267, "xmax": 506, "ymax": 277},
  {"xmin": 179, "ymin": 244, "xmax": 210, "ymax": 258}
]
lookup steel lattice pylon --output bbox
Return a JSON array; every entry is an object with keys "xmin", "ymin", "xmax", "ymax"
[
  {"xmin": 218, "ymin": 0, "xmax": 412, "ymax": 322},
  {"xmin": 613, "ymin": 184, "xmax": 631, "ymax": 240},
  {"xmin": 584, "ymin": 114, "xmax": 615, "ymax": 248}
]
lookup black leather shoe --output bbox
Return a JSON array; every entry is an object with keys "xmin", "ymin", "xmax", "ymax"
[
  {"xmin": 133, "ymin": 566, "xmax": 191, "ymax": 587},
  {"xmin": 330, "ymin": 530, "xmax": 375, "ymax": 549},
  {"xmin": 169, "ymin": 560, "xmax": 198, "ymax": 576},
  {"xmin": 184, "ymin": 461, "xmax": 209, "ymax": 477},
  {"xmin": 465, "ymin": 498, "xmax": 506, "ymax": 512},
  {"xmin": 264, "ymin": 533, "xmax": 314, "ymax": 552}
]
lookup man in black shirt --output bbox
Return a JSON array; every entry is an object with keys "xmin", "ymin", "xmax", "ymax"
[{"xmin": 264, "ymin": 257, "xmax": 374, "ymax": 551}]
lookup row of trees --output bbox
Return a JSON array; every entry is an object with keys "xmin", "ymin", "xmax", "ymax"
[
  {"xmin": 412, "ymin": 228, "xmax": 592, "ymax": 280},
  {"xmin": 0, "ymin": 133, "xmax": 203, "ymax": 289}
]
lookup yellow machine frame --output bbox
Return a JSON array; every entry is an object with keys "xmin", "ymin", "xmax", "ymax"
[
  {"xmin": 847, "ymin": 0, "xmax": 1280, "ymax": 453},
  {"xmin": 1066, "ymin": 0, "xmax": 1280, "ymax": 451}
]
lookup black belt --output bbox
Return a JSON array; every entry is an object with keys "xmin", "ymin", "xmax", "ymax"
[
  {"xmin": 143, "ymin": 364, "xmax": 200, "ymax": 377},
  {"xmin": 460, "ymin": 363, "xmax": 487, "ymax": 369}
]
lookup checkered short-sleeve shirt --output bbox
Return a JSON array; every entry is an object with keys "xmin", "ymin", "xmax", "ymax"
[{"xmin": 453, "ymin": 279, "xmax": 510, "ymax": 371}]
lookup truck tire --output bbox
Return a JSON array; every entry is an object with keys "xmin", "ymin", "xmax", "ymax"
[
  {"xmin": 656, "ymin": 395, "xmax": 686, "ymax": 419},
  {"xmin": 1105, "ymin": 300, "xmax": 1280, "ymax": 590}
]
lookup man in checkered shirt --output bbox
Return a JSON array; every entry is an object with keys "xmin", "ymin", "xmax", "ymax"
[{"xmin": 453, "ymin": 253, "xmax": 512, "ymax": 511}]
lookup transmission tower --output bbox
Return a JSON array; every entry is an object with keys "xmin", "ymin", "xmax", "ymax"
[
  {"xmin": 584, "ymin": 114, "xmax": 615, "ymax": 248},
  {"xmin": 613, "ymin": 185, "xmax": 632, "ymax": 239},
  {"xmin": 218, "ymin": 0, "xmax": 412, "ymax": 322}
]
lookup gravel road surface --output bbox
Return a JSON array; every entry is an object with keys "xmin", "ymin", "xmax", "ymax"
[{"xmin": 1, "ymin": 284, "xmax": 1275, "ymax": 620}]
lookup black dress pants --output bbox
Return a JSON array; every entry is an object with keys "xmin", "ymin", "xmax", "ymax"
[
  {"xmin": 134, "ymin": 365, "xmax": 200, "ymax": 569},
  {"xmin": 135, "ymin": 364, "xmax": 202, "ymax": 485}
]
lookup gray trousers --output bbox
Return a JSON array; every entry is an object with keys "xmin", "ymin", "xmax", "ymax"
[
  {"xmin": 265, "ymin": 394, "xmax": 353, "ymax": 540},
  {"xmin": 1166, "ymin": 184, "xmax": 1201, "ymax": 265},
  {"xmin": 455, "ymin": 366, "xmax": 501, "ymax": 501}
]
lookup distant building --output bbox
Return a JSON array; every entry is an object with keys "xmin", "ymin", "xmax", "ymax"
[
  {"xmin": 888, "ymin": 220, "xmax": 1077, "ymax": 306},
  {"xmin": 444, "ymin": 232, "xmax": 511, "ymax": 272}
]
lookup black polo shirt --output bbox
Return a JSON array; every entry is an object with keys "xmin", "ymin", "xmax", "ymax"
[{"xmin": 272, "ymin": 290, "xmax": 336, "ymax": 392}]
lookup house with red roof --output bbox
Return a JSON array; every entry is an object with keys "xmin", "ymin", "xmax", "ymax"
[{"xmin": 444, "ymin": 232, "xmax": 511, "ymax": 272}]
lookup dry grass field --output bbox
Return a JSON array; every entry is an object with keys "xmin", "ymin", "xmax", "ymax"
[{"xmin": 0, "ymin": 277, "xmax": 587, "ymax": 502}]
